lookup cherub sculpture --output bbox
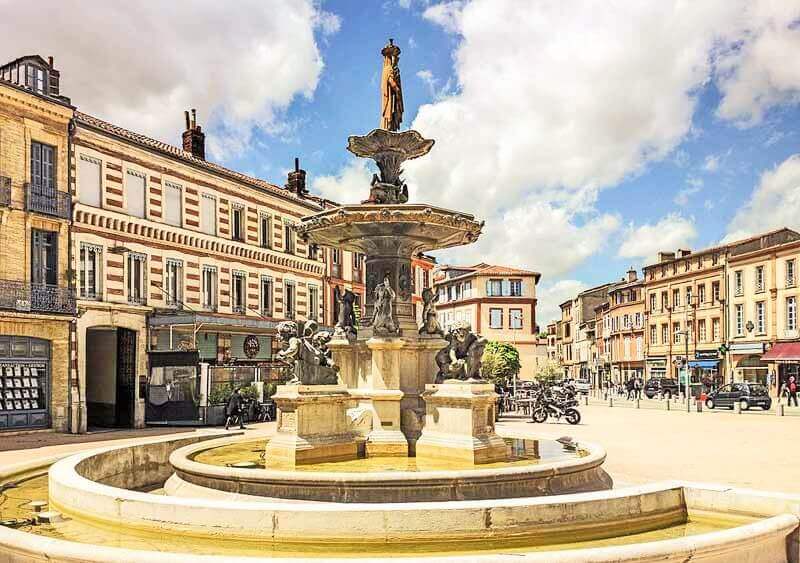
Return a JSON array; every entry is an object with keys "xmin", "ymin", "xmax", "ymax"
[
  {"xmin": 434, "ymin": 320, "xmax": 487, "ymax": 383},
  {"xmin": 276, "ymin": 320, "xmax": 338, "ymax": 385},
  {"xmin": 418, "ymin": 287, "xmax": 444, "ymax": 337}
]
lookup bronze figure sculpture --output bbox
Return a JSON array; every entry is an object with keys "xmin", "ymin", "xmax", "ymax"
[
  {"xmin": 435, "ymin": 321, "xmax": 487, "ymax": 383},
  {"xmin": 380, "ymin": 38, "xmax": 403, "ymax": 132}
]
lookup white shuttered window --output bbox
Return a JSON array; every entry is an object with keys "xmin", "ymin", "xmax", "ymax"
[
  {"xmin": 164, "ymin": 182, "xmax": 182, "ymax": 226},
  {"xmin": 200, "ymin": 194, "xmax": 216, "ymax": 235},
  {"xmin": 126, "ymin": 170, "xmax": 146, "ymax": 218},
  {"xmin": 78, "ymin": 155, "xmax": 102, "ymax": 207}
]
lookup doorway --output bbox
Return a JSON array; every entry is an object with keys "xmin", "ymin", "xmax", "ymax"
[{"xmin": 85, "ymin": 327, "xmax": 137, "ymax": 428}]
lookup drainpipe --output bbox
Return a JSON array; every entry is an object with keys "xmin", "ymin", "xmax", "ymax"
[{"xmin": 67, "ymin": 116, "xmax": 82, "ymax": 434}]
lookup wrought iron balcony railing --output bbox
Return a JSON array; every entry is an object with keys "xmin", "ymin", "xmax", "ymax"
[
  {"xmin": 25, "ymin": 182, "xmax": 71, "ymax": 219},
  {"xmin": 0, "ymin": 176, "xmax": 11, "ymax": 207},
  {"xmin": 0, "ymin": 281, "xmax": 76, "ymax": 314}
]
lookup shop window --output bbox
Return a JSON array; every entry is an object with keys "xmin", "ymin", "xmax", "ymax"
[{"xmin": 0, "ymin": 337, "xmax": 50, "ymax": 430}]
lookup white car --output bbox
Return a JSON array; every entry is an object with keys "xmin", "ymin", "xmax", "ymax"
[{"xmin": 573, "ymin": 379, "xmax": 591, "ymax": 395}]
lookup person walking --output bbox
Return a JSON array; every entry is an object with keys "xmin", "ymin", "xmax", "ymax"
[
  {"xmin": 634, "ymin": 376, "xmax": 643, "ymax": 400},
  {"xmin": 224, "ymin": 387, "xmax": 246, "ymax": 430},
  {"xmin": 788, "ymin": 376, "xmax": 799, "ymax": 407},
  {"xmin": 625, "ymin": 377, "xmax": 634, "ymax": 400}
]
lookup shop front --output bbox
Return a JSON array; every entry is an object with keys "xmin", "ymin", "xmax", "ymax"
[
  {"xmin": 0, "ymin": 337, "xmax": 50, "ymax": 430},
  {"xmin": 688, "ymin": 350, "xmax": 722, "ymax": 391},
  {"xmin": 730, "ymin": 342, "xmax": 767, "ymax": 387},
  {"xmin": 761, "ymin": 342, "xmax": 800, "ymax": 394},
  {"xmin": 645, "ymin": 357, "xmax": 667, "ymax": 381}
]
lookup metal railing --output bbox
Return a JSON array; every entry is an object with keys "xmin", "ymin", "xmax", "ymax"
[
  {"xmin": 0, "ymin": 281, "xmax": 76, "ymax": 314},
  {"xmin": 25, "ymin": 182, "xmax": 71, "ymax": 219},
  {"xmin": 0, "ymin": 176, "xmax": 10, "ymax": 207}
]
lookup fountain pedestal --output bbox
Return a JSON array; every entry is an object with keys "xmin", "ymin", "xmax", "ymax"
[
  {"xmin": 416, "ymin": 382, "xmax": 507, "ymax": 464},
  {"xmin": 264, "ymin": 384, "xmax": 357, "ymax": 467}
]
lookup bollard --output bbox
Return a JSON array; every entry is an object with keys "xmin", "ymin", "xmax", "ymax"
[
  {"xmin": 609, "ymin": 397, "xmax": 613, "ymax": 408},
  {"xmin": 666, "ymin": 399, "xmax": 670, "ymax": 411},
  {"xmin": 584, "ymin": 395, "xmax": 589, "ymax": 407},
  {"xmin": 777, "ymin": 404, "xmax": 784, "ymax": 417},
  {"xmin": 695, "ymin": 399, "xmax": 703, "ymax": 413},
  {"xmin": 735, "ymin": 401, "xmax": 741, "ymax": 414},
  {"xmin": 635, "ymin": 399, "xmax": 640, "ymax": 409},
  {"xmin": 686, "ymin": 398, "xmax": 691, "ymax": 413}
]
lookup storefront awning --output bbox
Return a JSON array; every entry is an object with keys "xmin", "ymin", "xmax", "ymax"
[
  {"xmin": 761, "ymin": 342, "xmax": 800, "ymax": 361},
  {"xmin": 688, "ymin": 360, "xmax": 718, "ymax": 369}
]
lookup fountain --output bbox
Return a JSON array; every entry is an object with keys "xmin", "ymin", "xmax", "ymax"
[{"xmin": 1, "ymin": 39, "xmax": 799, "ymax": 562}]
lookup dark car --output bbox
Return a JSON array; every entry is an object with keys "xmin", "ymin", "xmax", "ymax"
[
  {"xmin": 705, "ymin": 383, "xmax": 772, "ymax": 411},
  {"xmin": 644, "ymin": 377, "xmax": 679, "ymax": 399}
]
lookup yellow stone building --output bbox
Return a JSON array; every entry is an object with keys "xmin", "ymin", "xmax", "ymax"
[{"xmin": 0, "ymin": 56, "xmax": 75, "ymax": 432}]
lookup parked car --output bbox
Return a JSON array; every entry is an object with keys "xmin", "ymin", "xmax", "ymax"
[
  {"xmin": 644, "ymin": 377, "xmax": 680, "ymax": 399},
  {"xmin": 705, "ymin": 383, "xmax": 772, "ymax": 411},
  {"xmin": 573, "ymin": 378, "xmax": 591, "ymax": 395}
]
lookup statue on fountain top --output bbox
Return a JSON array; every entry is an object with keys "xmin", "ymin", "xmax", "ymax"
[{"xmin": 381, "ymin": 38, "xmax": 403, "ymax": 132}]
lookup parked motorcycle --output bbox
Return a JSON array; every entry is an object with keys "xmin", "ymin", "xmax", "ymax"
[{"xmin": 530, "ymin": 384, "xmax": 581, "ymax": 425}]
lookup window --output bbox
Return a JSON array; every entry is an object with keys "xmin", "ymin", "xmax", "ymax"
[
  {"xmin": 734, "ymin": 270, "xmax": 743, "ymax": 295},
  {"xmin": 684, "ymin": 260, "xmax": 689, "ymax": 272},
  {"xmin": 283, "ymin": 222, "xmax": 295, "ymax": 254},
  {"xmin": 712, "ymin": 281, "xmax": 720, "ymax": 303},
  {"xmin": 200, "ymin": 195, "xmax": 216, "ymax": 235},
  {"xmin": 661, "ymin": 324, "xmax": 668, "ymax": 344},
  {"xmin": 787, "ymin": 297, "xmax": 797, "ymax": 332},
  {"xmin": 259, "ymin": 276, "xmax": 273, "ymax": 316},
  {"xmin": 79, "ymin": 243, "xmax": 102, "ymax": 299},
  {"xmin": 755, "ymin": 265, "xmax": 765, "ymax": 292},
  {"xmin": 712, "ymin": 318, "xmax": 721, "ymax": 341},
  {"xmin": 25, "ymin": 64, "xmax": 46, "ymax": 94},
  {"xmin": 650, "ymin": 325, "xmax": 657, "ymax": 344},
  {"xmin": 509, "ymin": 309, "xmax": 523, "ymax": 329},
  {"xmin": 735, "ymin": 304, "xmax": 744, "ymax": 335},
  {"xmin": 698, "ymin": 284, "xmax": 706, "ymax": 304},
  {"xmin": 756, "ymin": 301, "xmax": 765, "ymax": 333},
  {"xmin": 787, "ymin": 260, "xmax": 795, "ymax": 287},
  {"xmin": 231, "ymin": 271, "xmax": 246, "ymax": 313},
  {"xmin": 712, "ymin": 253, "xmax": 719, "ymax": 266},
  {"xmin": 125, "ymin": 170, "xmax": 146, "ymax": 218},
  {"xmin": 672, "ymin": 289, "xmax": 680, "ymax": 308},
  {"xmin": 447, "ymin": 286, "xmax": 453, "ymax": 301},
  {"xmin": 489, "ymin": 308, "xmax": 503, "ymax": 328},
  {"xmin": 308, "ymin": 286, "xmax": 319, "ymax": 321},
  {"xmin": 698, "ymin": 319, "xmax": 707, "ymax": 342},
  {"xmin": 673, "ymin": 322, "xmax": 681, "ymax": 344},
  {"xmin": 78, "ymin": 155, "xmax": 102, "ymax": 207},
  {"xmin": 353, "ymin": 252, "xmax": 363, "ymax": 270},
  {"xmin": 423, "ymin": 269, "xmax": 430, "ymax": 290},
  {"xmin": 509, "ymin": 279, "xmax": 523, "ymax": 296},
  {"xmin": 285, "ymin": 281, "xmax": 296, "ymax": 319},
  {"xmin": 685, "ymin": 287, "xmax": 692, "ymax": 307},
  {"xmin": 635, "ymin": 312, "xmax": 641, "ymax": 327},
  {"xmin": 231, "ymin": 204, "xmax": 244, "ymax": 241},
  {"xmin": 259, "ymin": 213, "xmax": 271, "ymax": 248},
  {"xmin": 127, "ymin": 253, "xmax": 146, "ymax": 304},
  {"xmin": 165, "ymin": 259, "xmax": 183, "ymax": 307},
  {"xmin": 31, "ymin": 229, "xmax": 58, "ymax": 286},
  {"xmin": 487, "ymin": 279, "xmax": 502, "ymax": 296},
  {"xmin": 661, "ymin": 291, "xmax": 668, "ymax": 310},
  {"xmin": 201, "ymin": 266, "xmax": 217, "ymax": 311},
  {"xmin": 308, "ymin": 244, "xmax": 319, "ymax": 260},
  {"xmin": 30, "ymin": 141, "xmax": 55, "ymax": 193},
  {"xmin": 164, "ymin": 182, "xmax": 182, "ymax": 226}
]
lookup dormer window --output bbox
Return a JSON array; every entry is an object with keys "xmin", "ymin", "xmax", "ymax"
[{"xmin": 26, "ymin": 64, "xmax": 46, "ymax": 94}]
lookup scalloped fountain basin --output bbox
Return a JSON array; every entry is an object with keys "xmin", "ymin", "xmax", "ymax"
[{"xmin": 167, "ymin": 436, "xmax": 611, "ymax": 503}]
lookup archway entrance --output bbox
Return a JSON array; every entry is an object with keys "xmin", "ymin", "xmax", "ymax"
[{"xmin": 85, "ymin": 327, "xmax": 137, "ymax": 428}]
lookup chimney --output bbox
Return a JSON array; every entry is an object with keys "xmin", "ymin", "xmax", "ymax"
[
  {"xmin": 286, "ymin": 157, "xmax": 307, "ymax": 196},
  {"xmin": 182, "ymin": 108, "xmax": 206, "ymax": 160},
  {"xmin": 658, "ymin": 251, "xmax": 676, "ymax": 263},
  {"xmin": 627, "ymin": 268, "xmax": 637, "ymax": 282},
  {"xmin": 47, "ymin": 56, "xmax": 54, "ymax": 67}
]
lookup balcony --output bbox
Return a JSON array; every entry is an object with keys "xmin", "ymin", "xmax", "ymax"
[
  {"xmin": 0, "ymin": 281, "xmax": 76, "ymax": 314},
  {"xmin": 0, "ymin": 176, "xmax": 10, "ymax": 207},
  {"xmin": 25, "ymin": 182, "xmax": 71, "ymax": 219}
]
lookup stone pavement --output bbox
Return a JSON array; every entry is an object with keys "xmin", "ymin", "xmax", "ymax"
[{"xmin": 499, "ymin": 402, "xmax": 800, "ymax": 494}]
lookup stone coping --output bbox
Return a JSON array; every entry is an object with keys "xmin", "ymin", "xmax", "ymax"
[{"xmin": 0, "ymin": 433, "xmax": 797, "ymax": 561}]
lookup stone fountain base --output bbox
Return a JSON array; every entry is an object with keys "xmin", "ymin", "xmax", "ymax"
[
  {"xmin": 415, "ymin": 382, "xmax": 507, "ymax": 465},
  {"xmin": 264, "ymin": 384, "xmax": 357, "ymax": 467}
]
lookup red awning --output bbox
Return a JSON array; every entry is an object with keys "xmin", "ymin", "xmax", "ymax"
[{"xmin": 761, "ymin": 342, "xmax": 800, "ymax": 361}]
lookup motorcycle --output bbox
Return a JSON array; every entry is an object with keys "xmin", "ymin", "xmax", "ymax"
[{"xmin": 531, "ymin": 385, "xmax": 581, "ymax": 425}]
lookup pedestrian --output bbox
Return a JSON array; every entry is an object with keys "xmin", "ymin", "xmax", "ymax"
[
  {"xmin": 634, "ymin": 376, "xmax": 643, "ymax": 400},
  {"xmin": 625, "ymin": 377, "xmax": 634, "ymax": 400},
  {"xmin": 224, "ymin": 387, "xmax": 246, "ymax": 430},
  {"xmin": 788, "ymin": 376, "xmax": 799, "ymax": 407}
]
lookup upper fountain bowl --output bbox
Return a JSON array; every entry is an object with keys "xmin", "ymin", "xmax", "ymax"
[{"xmin": 347, "ymin": 128, "xmax": 435, "ymax": 161}]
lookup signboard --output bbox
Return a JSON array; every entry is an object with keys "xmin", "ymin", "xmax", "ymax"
[
  {"xmin": 729, "ymin": 342, "xmax": 765, "ymax": 354},
  {"xmin": 695, "ymin": 350, "xmax": 719, "ymax": 360},
  {"xmin": 243, "ymin": 335, "xmax": 261, "ymax": 359}
]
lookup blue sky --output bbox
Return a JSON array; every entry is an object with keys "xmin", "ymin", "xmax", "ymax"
[{"xmin": 4, "ymin": 0, "xmax": 799, "ymax": 323}]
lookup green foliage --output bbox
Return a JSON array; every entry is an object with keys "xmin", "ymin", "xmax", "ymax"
[
  {"xmin": 534, "ymin": 361, "xmax": 562, "ymax": 386},
  {"xmin": 264, "ymin": 382, "xmax": 278, "ymax": 398},
  {"xmin": 481, "ymin": 341, "xmax": 521, "ymax": 386},
  {"xmin": 208, "ymin": 383, "xmax": 232, "ymax": 405},
  {"xmin": 240, "ymin": 384, "xmax": 258, "ymax": 402}
]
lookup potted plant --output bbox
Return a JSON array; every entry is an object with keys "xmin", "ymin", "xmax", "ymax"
[{"xmin": 205, "ymin": 383, "xmax": 233, "ymax": 426}]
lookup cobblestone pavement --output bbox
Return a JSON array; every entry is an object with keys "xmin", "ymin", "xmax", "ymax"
[{"xmin": 498, "ymin": 401, "xmax": 800, "ymax": 494}]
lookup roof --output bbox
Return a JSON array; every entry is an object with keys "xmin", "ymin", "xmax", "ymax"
[
  {"xmin": 74, "ymin": 111, "xmax": 322, "ymax": 211},
  {"xmin": 437, "ymin": 262, "xmax": 541, "ymax": 283},
  {"xmin": 761, "ymin": 342, "xmax": 800, "ymax": 361}
]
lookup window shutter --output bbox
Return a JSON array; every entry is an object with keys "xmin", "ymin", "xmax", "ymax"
[
  {"xmin": 486, "ymin": 280, "xmax": 491, "ymax": 296},
  {"xmin": 502, "ymin": 280, "xmax": 511, "ymax": 296},
  {"xmin": 126, "ymin": 171, "xmax": 146, "ymax": 218},
  {"xmin": 200, "ymin": 195, "xmax": 216, "ymax": 235},
  {"xmin": 79, "ymin": 156, "xmax": 102, "ymax": 207},
  {"xmin": 164, "ymin": 183, "xmax": 182, "ymax": 226}
]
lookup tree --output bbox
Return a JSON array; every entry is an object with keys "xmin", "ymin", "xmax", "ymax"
[
  {"xmin": 481, "ymin": 341, "xmax": 521, "ymax": 386},
  {"xmin": 534, "ymin": 360, "xmax": 562, "ymax": 387}
]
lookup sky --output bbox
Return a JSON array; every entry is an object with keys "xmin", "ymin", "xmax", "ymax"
[{"xmin": 2, "ymin": 0, "xmax": 799, "ymax": 325}]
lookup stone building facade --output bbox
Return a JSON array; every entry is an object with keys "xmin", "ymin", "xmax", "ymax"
[
  {"xmin": 604, "ymin": 271, "xmax": 645, "ymax": 383},
  {"xmin": 0, "ymin": 57, "xmax": 75, "ymax": 432}
]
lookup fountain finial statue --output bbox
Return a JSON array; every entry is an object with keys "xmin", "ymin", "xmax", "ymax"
[{"xmin": 381, "ymin": 38, "xmax": 403, "ymax": 131}]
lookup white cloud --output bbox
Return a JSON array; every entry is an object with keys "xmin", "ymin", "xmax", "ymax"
[
  {"xmin": 674, "ymin": 185, "xmax": 702, "ymax": 206},
  {"xmin": 0, "ymin": 0, "xmax": 337, "ymax": 161},
  {"xmin": 618, "ymin": 214, "xmax": 697, "ymax": 262},
  {"xmin": 725, "ymin": 154, "xmax": 800, "ymax": 242},
  {"xmin": 310, "ymin": 158, "xmax": 373, "ymax": 204},
  {"xmin": 715, "ymin": 4, "xmax": 800, "ymax": 125},
  {"xmin": 703, "ymin": 155, "xmax": 720, "ymax": 172},
  {"xmin": 416, "ymin": 69, "xmax": 438, "ymax": 97},
  {"xmin": 422, "ymin": 1, "xmax": 466, "ymax": 33},
  {"xmin": 536, "ymin": 280, "xmax": 588, "ymax": 327}
]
